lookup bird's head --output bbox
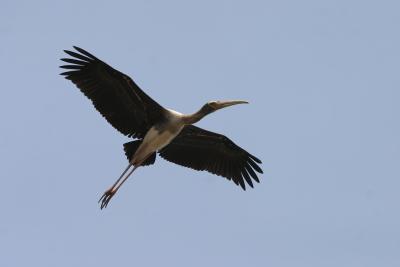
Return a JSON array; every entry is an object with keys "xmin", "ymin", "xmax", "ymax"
[
  {"xmin": 203, "ymin": 100, "xmax": 249, "ymax": 113},
  {"xmin": 185, "ymin": 100, "xmax": 249, "ymax": 125}
]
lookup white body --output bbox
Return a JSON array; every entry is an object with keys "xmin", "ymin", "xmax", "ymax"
[{"xmin": 131, "ymin": 109, "xmax": 185, "ymax": 164}]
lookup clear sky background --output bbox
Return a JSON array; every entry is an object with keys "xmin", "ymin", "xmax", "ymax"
[{"xmin": 1, "ymin": 1, "xmax": 399, "ymax": 266}]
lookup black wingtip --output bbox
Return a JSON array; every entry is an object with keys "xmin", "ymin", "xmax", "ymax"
[
  {"xmin": 242, "ymin": 170, "xmax": 254, "ymax": 187},
  {"xmin": 59, "ymin": 70, "xmax": 76, "ymax": 76},
  {"xmin": 249, "ymin": 154, "xmax": 262, "ymax": 164},
  {"xmin": 240, "ymin": 183, "xmax": 246, "ymax": 190},
  {"xmin": 247, "ymin": 159, "xmax": 263, "ymax": 174},
  {"xmin": 63, "ymin": 48, "xmax": 94, "ymax": 62},
  {"xmin": 59, "ymin": 65, "xmax": 80, "ymax": 70},
  {"xmin": 73, "ymin": 46, "xmax": 98, "ymax": 60},
  {"xmin": 237, "ymin": 174, "xmax": 248, "ymax": 190}
]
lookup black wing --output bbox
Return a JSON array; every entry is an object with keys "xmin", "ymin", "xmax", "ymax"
[
  {"xmin": 60, "ymin": 46, "xmax": 166, "ymax": 138},
  {"xmin": 159, "ymin": 125, "xmax": 263, "ymax": 190}
]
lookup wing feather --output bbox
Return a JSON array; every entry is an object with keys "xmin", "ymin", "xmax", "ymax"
[
  {"xmin": 159, "ymin": 125, "xmax": 262, "ymax": 190},
  {"xmin": 60, "ymin": 46, "xmax": 166, "ymax": 138}
]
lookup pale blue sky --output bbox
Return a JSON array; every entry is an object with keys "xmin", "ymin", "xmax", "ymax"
[{"xmin": 1, "ymin": 0, "xmax": 399, "ymax": 266}]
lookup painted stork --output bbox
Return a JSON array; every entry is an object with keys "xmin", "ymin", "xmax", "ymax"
[{"xmin": 60, "ymin": 46, "xmax": 263, "ymax": 209}]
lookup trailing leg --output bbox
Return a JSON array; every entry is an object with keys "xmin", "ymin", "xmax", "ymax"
[
  {"xmin": 98, "ymin": 149, "xmax": 155, "ymax": 209},
  {"xmin": 99, "ymin": 163, "xmax": 139, "ymax": 209}
]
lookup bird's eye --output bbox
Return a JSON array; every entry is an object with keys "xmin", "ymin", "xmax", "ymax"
[{"xmin": 207, "ymin": 101, "xmax": 218, "ymax": 109}]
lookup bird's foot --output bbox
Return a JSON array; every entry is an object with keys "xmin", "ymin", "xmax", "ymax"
[{"xmin": 99, "ymin": 188, "xmax": 117, "ymax": 209}]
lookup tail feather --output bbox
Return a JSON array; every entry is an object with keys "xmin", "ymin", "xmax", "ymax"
[{"xmin": 123, "ymin": 141, "xmax": 156, "ymax": 166}]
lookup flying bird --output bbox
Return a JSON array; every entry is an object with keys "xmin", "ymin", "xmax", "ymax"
[{"xmin": 60, "ymin": 46, "xmax": 263, "ymax": 209}]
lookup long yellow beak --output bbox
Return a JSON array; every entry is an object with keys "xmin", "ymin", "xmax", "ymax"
[{"xmin": 215, "ymin": 100, "xmax": 249, "ymax": 109}]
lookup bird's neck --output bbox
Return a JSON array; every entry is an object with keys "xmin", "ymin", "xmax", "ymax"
[
  {"xmin": 182, "ymin": 112, "xmax": 205, "ymax": 125},
  {"xmin": 182, "ymin": 106, "xmax": 213, "ymax": 125}
]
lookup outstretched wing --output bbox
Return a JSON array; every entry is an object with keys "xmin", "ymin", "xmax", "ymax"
[
  {"xmin": 159, "ymin": 125, "xmax": 263, "ymax": 190},
  {"xmin": 60, "ymin": 46, "xmax": 166, "ymax": 138}
]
